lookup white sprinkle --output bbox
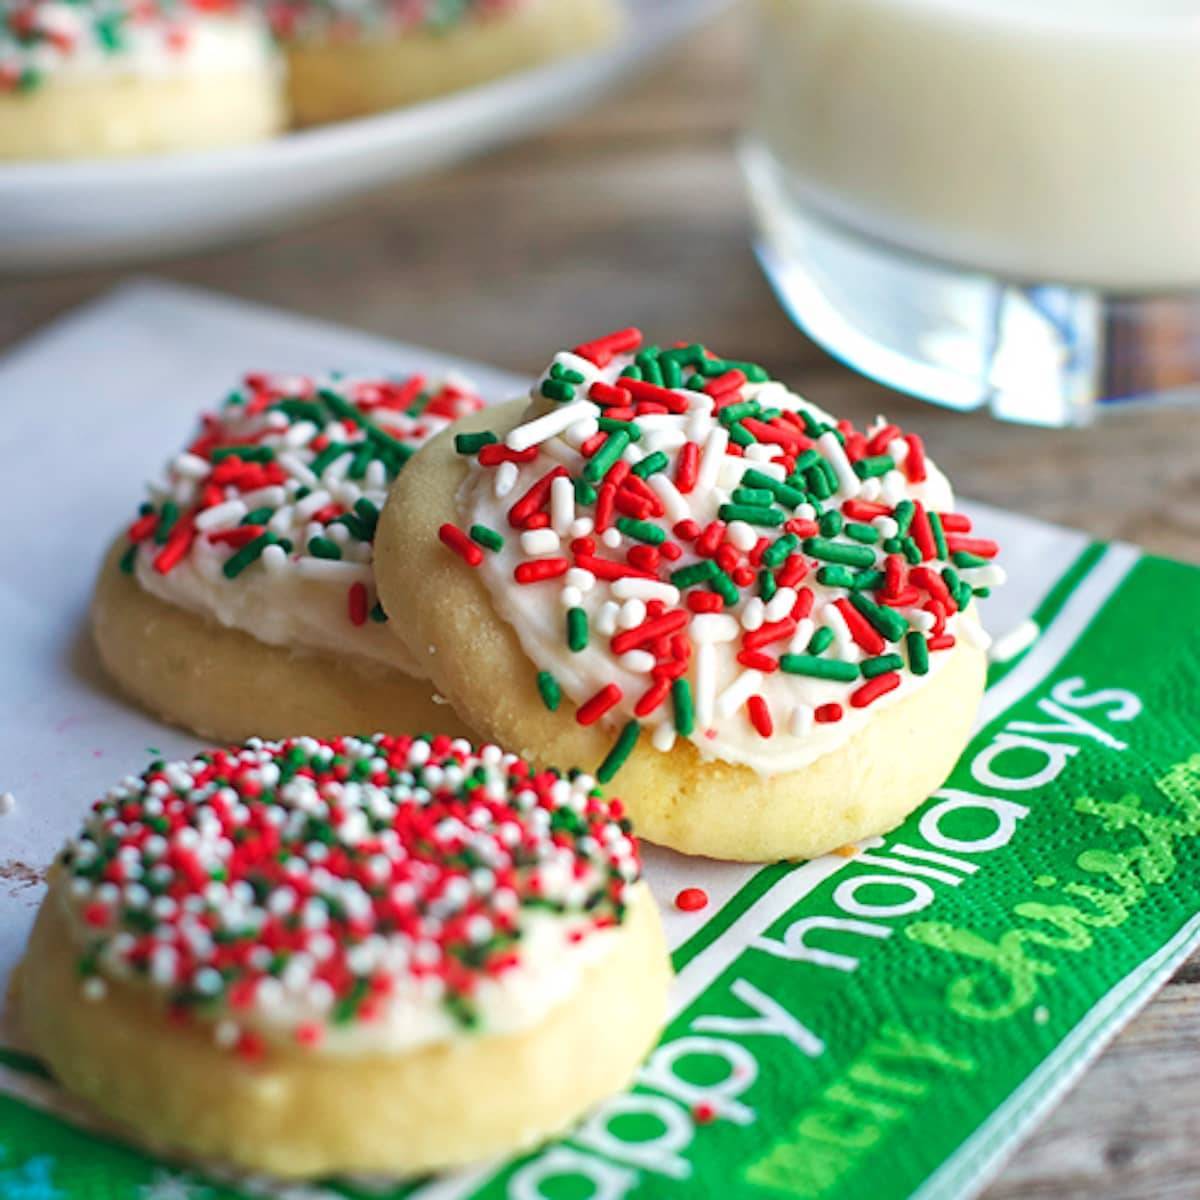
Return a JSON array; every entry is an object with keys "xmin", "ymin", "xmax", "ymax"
[
  {"xmin": 818, "ymin": 430, "xmax": 860, "ymax": 499},
  {"xmin": 643, "ymin": 428, "xmax": 687, "ymax": 454},
  {"xmin": 611, "ymin": 577, "xmax": 680, "ymax": 605},
  {"xmin": 601, "ymin": 528, "xmax": 623, "ymax": 549},
  {"xmin": 727, "ymin": 521, "xmax": 757, "ymax": 551},
  {"xmin": 0, "ymin": 792, "xmax": 14, "ymax": 816},
  {"xmin": 239, "ymin": 485, "xmax": 286, "ymax": 510},
  {"xmin": 788, "ymin": 617, "xmax": 815, "ymax": 654},
  {"xmin": 267, "ymin": 504, "xmax": 295, "ymax": 534},
  {"xmin": 569, "ymin": 517, "xmax": 595, "ymax": 538},
  {"xmin": 741, "ymin": 597, "xmax": 766, "ymax": 631},
  {"xmin": 520, "ymin": 528, "xmax": 561, "ymax": 556},
  {"xmin": 294, "ymin": 490, "xmax": 333, "ymax": 522},
  {"xmin": 550, "ymin": 474, "xmax": 575, "ymax": 536},
  {"xmin": 961, "ymin": 619, "xmax": 993, "ymax": 652},
  {"xmin": 960, "ymin": 564, "xmax": 1007, "ymax": 589},
  {"xmin": 171, "ymin": 452, "xmax": 211, "ymax": 480},
  {"xmin": 652, "ymin": 722, "xmax": 677, "ymax": 752},
  {"xmin": 647, "ymin": 473, "xmax": 690, "ymax": 523},
  {"xmin": 690, "ymin": 613, "xmax": 740, "ymax": 643},
  {"xmin": 887, "ymin": 435, "xmax": 910, "ymax": 464},
  {"xmin": 213, "ymin": 1020, "xmax": 240, "ymax": 1049},
  {"xmin": 617, "ymin": 598, "xmax": 647, "ymax": 630},
  {"xmin": 988, "ymin": 618, "xmax": 1039, "ymax": 663},
  {"xmin": 81, "ymin": 977, "xmax": 107, "ymax": 1003},
  {"xmin": 507, "ymin": 401, "xmax": 600, "ymax": 452},
  {"xmin": 284, "ymin": 420, "xmax": 319, "ymax": 448},
  {"xmin": 744, "ymin": 443, "xmax": 776, "ymax": 462},
  {"xmin": 874, "ymin": 515, "xmax": 899, "ymax": 539},
  {"xmin": 277, "ymin": 452, "xmax": 318, "ymax": 488},
  {"xmin": 194, "ymin": 499, "xmax": 247, "ymax": 532},
  {"xmin": 796, "ymin": 503, "xmax": 817, "ymax": 520},
  {"xmin": 881, "ymin": 471, "xmax": 909, "ymax": 504},
  {"xmin": 765, "ymin": 587, "xmax": 797, "ymax": 623},
  {"xmin": 596, "ymin": 601, "xmax": 621, "ymax": 637},
  {"xmin": 564, "ymin": 417, "xmax": 600, "ymax": 448},
  {"xmin": 494, "ymin": 461, "xmax": 519, "ymax": 498},
  {"xmin": 696, "ymin": 643, "xmax": 718, "ymax": 728},
  {"xmin": 861, "ymin": 478, "xmax": 883, "ymax": 502},
  {"xmin": 908, "ymin": 609, "xmax": 937, "ymax": 633},
  {"xmin": 697, "ymin": 426, "xmax": 730, "ymax": 493},
  {"xmin": 717, "ymin": 670, "xmax": 764, "ymax": 719},
  {"xmin": 294, "ymin": 558, "xmax": 373, "ymax": 583},
  {"xmin": 565, "ymin": 567, "xmax": 595, "ymax": 592},
  {"xmin": 824, "ymin": 603, "xmax": 855, "ymax": 655},
  {"xmin": 619, "ymin": 650, "xmax": 656, "ymax": 674}
]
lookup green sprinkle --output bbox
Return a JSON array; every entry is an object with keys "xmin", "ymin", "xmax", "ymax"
[
  {"xmin": 893, "ymin": 500, "xmax": 915, "ymax": 536},
  {"xmin": 929, "ymin": 511, "xmax": 949, "ymax": 561},
  {"xmin": 794, "ymin": 448, "xmax": 819, "ymax": 473},
  {"xmin": 574, "ymin": 477, "xmax": 598, "ymax": 505},
  {"xmin": 718, "ymin": 400, "xmax": 759, "ymax": 426},
  {"xmin": 672, "ymin": 678, "xmax": 695, "ymax": 736},
  {"xmin": 536, "ymin": 671, "xmax": 562, "ymax": 711},
  {"xmin": 851, "ymin": 569, "xmax": 886, "ymax": 591},
  {"xmin": 310, "ymin": 442, "xmax": 352, "ymax": 476},
  {"xmin": 369, "ymin": 602, "xmax": 388, "ymax": 623},
  {"xmin": 806, "ymin": 463, "xmax": 834, "ymax": 501},
  {"xmin": 854, "ymin": 455, "xmax": 895, "ymax": 479},
  {"xmin": 598, "ymin": 417, "xmax": 643, "ymax": 442},
  {"xmin": 759, "ymin": 569, "xmax": 778, "ymax": 600},
  {"xmin": 223, "ymin": 533, "xmax": 277, "ymax": 580},
  {"xmin": 808, "ymin": 626, "xmax": 835, "ymax": 654},
  {"xmin": 540, "ymin": 379, "xmax": 575, "ymax": 404},
  {"xmin": 348, "ymin": 440, "xmax": 375, "ymax": 480},
  {"xmin": 567, "ymin": 607, "xmax": 589, "ymax": 652},
  {"xmin": 210, "ymin": 445, "xmax": 274, "ymax": 463},
  {"xmin": 762, "ymin": 533, "xmax": 799, "ymax": 568},
  {"xmin": 455, "ymin": 431, "xmax": 497, "ymax": 455},
  {"xmin": 862, "ymin": 653, "xmax": 904, "ymax": 678},
  {"xmin": 845, "ymin": 522, "xmax": 880, "ymax": 544},
  {"xmin": 307, "ymin": 536, "xmax": 342, "ymax": 561},
  {"xmin": 242, "ymin": 506, "xmax": 273, "ymax": 526},
  {"xmin": 154, "ymin": 501, "xmax": 179, "ymax": 545},
  {"xmin": 671, "ymin": 560, "xmax": 719, "ymax": 588},
  {"xmin": 597, "ymin": 721, "xmax": 641, "ymax": 784},
  {"xmin": 619, "ymin": 364, "xmax": 643, "ymax": 382},
  {"xmin": 118, "ymin": 544, "xmax": 137, "ymax": 574},
  {"xmin": 901, "ymin": 537, "xmax": 923, "ymax": 565},
  {"xmin": 632, "ymin": 451, "xmax": 670, "ymax": 479},
  {"xmin": 907, "ymin": 631, "xmax": 930, "ymax": 675},
  {"xmin": 741, "ymin": 468, "xmax": 806, "ymax": 509},
  {"xmin": 661, "ymin": 357, "xmax": 682, "ymax": 389},
  {"xmin": 550, "ymin": 363, "xmax": 585, "ymax": 385},
  {"xmin": 582, "ymin": 431, "xmax": 630, "ymax": 483},
  {"xmin": 469, "ymin": 524, "xmax": 504, "ymax": 552},
  {"xmin": 953, "ymin": 550, "xmax": 990, "ymax": 569},
  {"xmin": 817, "ymin": 565, "xmax": 856, "ymax": 588},
  {"xmin": 727, "ymin": 422, "xmax": 756, "ymax": 448},
  {"xmin": 804, "ymin": 537, "xmax": 876, "ymax": 568},
  {"xmin": 818, "ymin": 510, "xmax": 844, "ymax": 538},
  {"xmin": 710, "ymin": 569, "xmax": 741, "ymax": 607},
  {"xmin": 780, "ymin": 655, "xmax": 860, "ymax": 682},
  {"xmin": 719, "ymin": 504, "xmax": 784, "ymax": 527},
  {"xmin": 616, "ymin": 517, "xmax": 666, "ymax": 545},
  {"xmin": 731, "ymin": 487, "xmax": 775, "ymax": 507},
  {"xmin": 850, "ymin": 593, "xmax": 909, "ymax": 642}
]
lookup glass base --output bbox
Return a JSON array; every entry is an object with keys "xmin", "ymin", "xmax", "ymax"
[{"xmin": 742, "ymin": 137, "xmax": 1200, "ymax": 427}]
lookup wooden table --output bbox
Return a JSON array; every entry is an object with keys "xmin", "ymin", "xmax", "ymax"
[{"xmin": 4, "ymin": 10, "xmax": 1199, "ymax": 1197}]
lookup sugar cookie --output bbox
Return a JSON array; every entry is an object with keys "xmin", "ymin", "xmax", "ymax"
[
  {"xmin": 12, "ymin": 733, "xmax": 670, "ymax": 1176},
  {"xmin": 376, "ymin": 330, "xmax": 1003, "ymax": 861},
  {"xmin": 93, "ymin": 369, "xmax": 484, "ymax": 742},
  {"xmin": 0, "ymin": 0, "xmax": 284, "ymax": 159}
]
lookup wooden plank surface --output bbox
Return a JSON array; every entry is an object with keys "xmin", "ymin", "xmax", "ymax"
[{"xmin": 3, "ymin": 8, "xmax": 1200, "ymax": 1197}]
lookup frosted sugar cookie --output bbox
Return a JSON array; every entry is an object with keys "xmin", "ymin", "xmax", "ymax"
[
  {"xmin": 12, "ymin": 734, "xmax": 669, "ymax": 1176},
  {"xmin": 93, "ymin": 369, "xmax": 484, "ymax": 742},
  {"xmin": 273, "ymin": 0, "xmax": 623, "ymax": 126},
  {"xmin": 376, "ymin": 329, "xmax": 1004, "ymax": 862},
  {"xmin": 0, "ymin": 0, "xmax": 285, "ymax": 159}
]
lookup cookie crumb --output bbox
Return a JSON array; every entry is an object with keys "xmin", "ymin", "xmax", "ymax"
[{"xmin": 832, "ymin": 843, "xmax": 858, "ymax": 858}]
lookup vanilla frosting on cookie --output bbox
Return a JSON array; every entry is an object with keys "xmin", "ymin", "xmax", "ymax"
[
  {"xmin": 0, "ymin": 0, "xmax": 276, "ymax": 90},
  {"xmin": 57, "ymin": 734, "xmax": 641, "ymax": 1056},
  {"xmin": 447, "ymin": 329, "xmax": 1004, "ymax": 779},
  {"xmin": 124, "ymin": 370, "xmax": 483, "ymax": 674}
]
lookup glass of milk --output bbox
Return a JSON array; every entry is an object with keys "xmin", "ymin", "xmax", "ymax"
[{"xmin": 744, "ymin": 0, "xmax": 1200, "ymax": 424}]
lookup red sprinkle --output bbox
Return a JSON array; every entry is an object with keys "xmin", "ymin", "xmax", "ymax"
[
  {"xmin": 851, "ymin": 672, "xmax": 901, "ymax": 708},
  {"xmin": 904, "ymin": 434, "xmax": 928, "ymax": 483},
  {"xmin": 815, "ymin": 703, "xmax": 844, "ymax": 724},
  {"xmin": 747, "ymin": 695, "xmax": 774, "ymax": 738},
  {"xmin": 514, "ymin": 558, "xmax": 570, "ymax": 584},
  {"xmin": 438, "ymin": 523, "xmax": 483, "ymax": 567},
  {"xmin": 835, "ymin": 598, "xmax": 886, "ymax": 656},
  {"xmin": 675, "ymin": 887, "xmax": 709, "ymax": 913},
  {"xmin": 576, "ymin": 684, "xmax": 624, "ymax": 726},
  {"xmin": 348, "ymin": 582, "xmax": 368, "ymax": 627},
  {"xmin": 574, "ymin": 326, "xmax": 643, "ymax": 367}
]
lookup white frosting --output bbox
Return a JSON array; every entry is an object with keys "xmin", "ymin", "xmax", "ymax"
[
  {"xmin": 1, "ymin": 4, "xmax": 278, "ymax": 86},
  {"xmin": 457, "ymin": 351, "xmax": 988, "ymax": 776}
]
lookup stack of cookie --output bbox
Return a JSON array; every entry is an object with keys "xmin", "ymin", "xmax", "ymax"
[
  {"xmin": 12, "ymin": 331, "xmax": 1002, "ymax": 1180},
  {"xmin": 0, "ymin": 0, "xmax": 622, "ymax": 159}
]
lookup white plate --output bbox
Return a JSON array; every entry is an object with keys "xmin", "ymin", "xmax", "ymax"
[{"xmin": 0, "ymin": 0, "xmax": 730, "ymax": 273}]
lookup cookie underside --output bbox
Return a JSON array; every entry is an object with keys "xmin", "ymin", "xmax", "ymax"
[{"xmin": 91, "ymin": 537, "xmax": 473, "ymax": 744}]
